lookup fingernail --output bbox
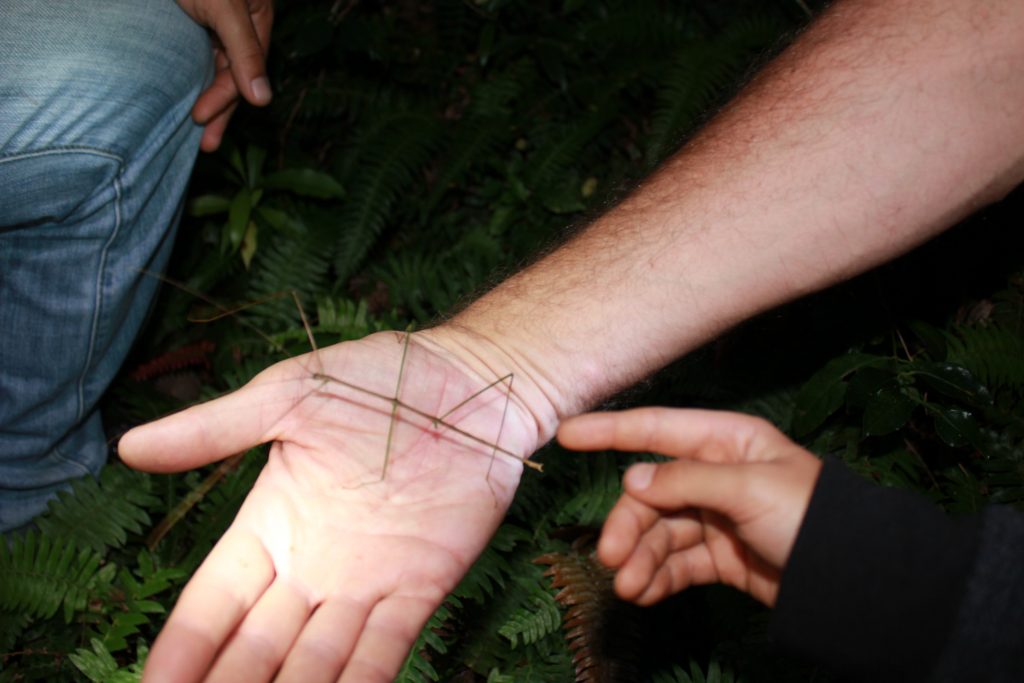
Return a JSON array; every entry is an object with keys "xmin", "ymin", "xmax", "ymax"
[
  {"xmin": 626, "ymin": 463, "xmax": 655, "ymax": 490},
  {"xmin": 251, "ymin": 77, "xmax": 272, "ymax": 104}
]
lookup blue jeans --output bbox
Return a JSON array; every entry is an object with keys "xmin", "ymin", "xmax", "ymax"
[{"xmin": 0, "ymin": 0, "xmax": 212, "ymax": 531}]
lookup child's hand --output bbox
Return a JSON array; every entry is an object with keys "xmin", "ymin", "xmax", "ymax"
[{"xmin": 557, "ymin": 408, "xmax": 822, "ymax": 607}]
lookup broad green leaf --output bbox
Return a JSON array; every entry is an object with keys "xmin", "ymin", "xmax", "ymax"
[
  {"xmin": 256, "ymin": 206, "xmax": 306, "ymax": 235},
  {"xmin": 261, "ymin": 169, "xmax": 345, "ymax": 199},
  {"xmin": 245, "ymin": 146, "xmax": 267, "ymax": 187},
  {"xmin": 225, "ymin": 190, "xmax": 252, "ymax": 253},
  {"xmin": 187, "ymin": 194, "xmax": 231, "ymax": 216},
  {"xmin": 479, "ymin": 22, "xmax": 497, "ymax": 66},
  {"xmin": 240, "ymin": 221, "xmax": 258, "ymax": 270},
  {"xmin": 932, "ymin": 407, "xmax": 979, "ymax": 448},
  {"xmin": 793, "ymin": 353, "xmax": 888, "ymax": 436},
  {"xmin": 846, "ymin": 367, "xmax": 895, "ymax": 409},
  {"xmin": 863, "ymin": 387, "xmax": 916, "ymax": 437},
  {"xmin": 911, "ymin": 362, "xmax": 992, "ymax": 407}
]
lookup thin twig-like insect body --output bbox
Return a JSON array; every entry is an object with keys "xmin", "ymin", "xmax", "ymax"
[{"xmin": 141, "ymin": 273, "xmax": 540, "ymax": 546}]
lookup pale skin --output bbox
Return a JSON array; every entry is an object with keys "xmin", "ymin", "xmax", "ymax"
[
  {"xmin": 120, "ymin": 0, "xmax": 1024, "ymax": 680},
  {"xmin": 558, "ymin": 408, "xmax": 823, "ymax": 608}
]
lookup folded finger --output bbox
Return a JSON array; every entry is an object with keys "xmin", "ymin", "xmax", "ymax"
[
  {"xmin": 337, "ymin": 595, "xmax": 439, "ymax": 683},
  {"xmin": 612, "ymin": 510, "xmax": 701, "ymax": 598},
  {"xmin": 276, "ymin": 597, "xmax": 372, "ymax": 683},
  {"xmin": 206, "ymin": 579, "xmax": 313, "ymax": 682},
  {"xmin": 597, "ymin": 493, "xmax": 660, "ymax": 568},
  {"xmin": 627, "ymin": 544, "xmax": 719, "ymax": 606},
  {"xmin": 199, "ymin": 101, "xmax": 238, "ymax": 153},
  {"xmin": 143, "ymin": 531, "xmax": 274, "ymax": 683},
  {"xmin": 191, "ymin": 47, "xmax": 232, "ymax": 123},
  {"xmin": 207, "ymin": 0, "xmax": 272, "ymax": 105}
]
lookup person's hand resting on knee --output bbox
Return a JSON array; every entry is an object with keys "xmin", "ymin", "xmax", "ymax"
[{"xmin": 558, "ymin": 408, "xmax": 823, "ymax": 607}]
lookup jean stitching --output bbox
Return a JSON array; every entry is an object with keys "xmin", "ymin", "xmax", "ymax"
[
  {"xmin": 48, "ymin": 443, "xmax": 93, "ymax": 478},
  {"xmin": 0, "ymin": 146, "xmax": 126, "ymax": 424},
  {"xmin": 74, "ymin": 158, "xmax": 126, "ymax": 423},
  {"xmin": 0, "ymin": 146, "xmax": 122, "ymax": 165}
]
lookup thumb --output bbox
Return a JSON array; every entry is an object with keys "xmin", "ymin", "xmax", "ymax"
[
  {"xmin": 207, "ymin": 0, "xmax": 273, "ymax": 106},
  {"xmin": 623, "ymin": 460, "xmax": 746, "ymax": 520},
  {"xmin": 119, "ymin": 378, "xmax": 292, "ymax": 472}
]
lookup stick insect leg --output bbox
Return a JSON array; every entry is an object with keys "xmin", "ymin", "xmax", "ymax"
[
  {"xmin": 435, "ymin": 373, "xmax": 515, "ymax": 425},
  {"xmin": 380, "ymin": 325, "xmax": 414, "ymax": 481}
]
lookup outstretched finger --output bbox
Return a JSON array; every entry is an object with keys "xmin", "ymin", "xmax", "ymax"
[
  {"xmin": 205, "ymin": 578, "xmax": 313, "ymax": 682},
  {"xmin": 143, "ymin": 531, "xmax": 274, "ymax": 683},
  {"xmin": 119, "ymin": 370, "xmax": 305, "ymax": 472},
  {"xmin": 558, "ymin": 407, "xmax": 784, "ymax": 463},
  {"xmin": 337, "ymin": 595, "xmax": 440, "ymax": 683},
  {"xmin": 276, "ymin": 597, "xmax": 372, "ymax": 683}
]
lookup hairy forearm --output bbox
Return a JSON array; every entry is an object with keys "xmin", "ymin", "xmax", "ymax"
[{"xmin": 426, "ymin": 0, "xmax": 1024, "ymax": 442}]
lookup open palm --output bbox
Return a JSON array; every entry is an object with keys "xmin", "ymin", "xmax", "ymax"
[{"xmin": 120, "ymin": 331, "xmax": 540, "ymax": 683}]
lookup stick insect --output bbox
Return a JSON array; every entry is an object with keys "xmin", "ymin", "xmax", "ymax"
[{"xmin": 143, "ymin": 275, "xmax": 540, "ymax": 547}]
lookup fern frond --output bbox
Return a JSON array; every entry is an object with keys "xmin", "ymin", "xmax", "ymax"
[
  {"xmin": 0, "ymin": 530, "xmax": 112, "ymax": 622},
  {"xmin": 34, "ymin": 466, "xmax": 159, "ymax": 555},
  {"xmin": 69, "ymin": 638, "xmax": 146, "ymax": 683},
  {"xmin": 946, "ymin": 325, "xmax": 1024, "ymax": 390},
  {"xmin": 524, "ymin": 107, "xmax": 616, "ymax": 197},
  {"xmin": 453, "ymin": 525, "xmax": 529, "ymax": 604},
  {"xmin": 245, "ymin": 208, "xmax": 335, "ymax": 328},
  {"xmin": 651, "ymin": 660, "xmax": 738, "ymax": 683},
  {"xmin": 555, "ymin": 453, "xmax": 623, "ymax": 527},
  {"xmin": 0, "ymin": 610, "xmax": 30, "ymax": 653},
  {"xmin": 422, "ymin": 117, "xmax": 511, "ymax": 219},
  {"xmin": 468, "ymin": 60, "xmax": 539, "ymax": 118},
  {"xmin": 334, "ymin": 114, "xmax": 443, "ymax": 281},
  {"xmin": 395, "ymin": 600, "xmax": 455, "ymax": 683},
  {"xmin": 645, "ymin": 15, "xmax": 786, "ymax": 166},
  {"xmin": 537, "ymin": 547, "xmax": 644, "ymax": 683},
  {"xmin": 498, "ymin": 590, "xmax": 562, "ymax": 649}
]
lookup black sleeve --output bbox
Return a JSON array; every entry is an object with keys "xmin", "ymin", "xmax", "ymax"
[{"xmin": 769, "ymin": 458, "xmax": 1024, "ymax": 682}]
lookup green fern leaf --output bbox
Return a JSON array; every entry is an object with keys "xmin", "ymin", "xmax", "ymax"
[
  {"xmin": 646, "ymin": 15, "xmax": 787, "ymax": 166},
  {"xmin": 0, "ymin": 530, "xmax": 110, "ymax": 622},
  {"xmin": 946, "ymin": 325, "xmax": 1024, "ymax": 390},
  {"xmin": 555, "ymin": 453, "xmax": 623, "ymax": 526},
  {"xmin": 334, "ymin": 114, "xmax": 443, "ymax": 281},
  {"xmin": 394, "ymin": 600, "xmax": 454, "ymax": 683},
  {"xmin": 524, "ymin": 107, "xmax": 617, "ymax": 197},
  {"xmin": 498, "ymin": 591, "xmax": 562, "ymax": 648},
  {"xmin": 34, "ymin": 465, "xmax": 159, "ymax": 555}
]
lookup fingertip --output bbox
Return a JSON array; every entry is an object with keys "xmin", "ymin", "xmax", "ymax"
[
  {"xmin": 624, "ymin": 463, "xmax": 655, "ymax": 491},
  {"xmin": 556, "ymin": 412, "xmax": 611, "ymax": 450},
  {"xmin": 117, "ymin": 427, "xmax": 144, "ymax": 470},
  {"xmin": 249, "ymin": 76, "xmax": 272, "ymax": 105}
]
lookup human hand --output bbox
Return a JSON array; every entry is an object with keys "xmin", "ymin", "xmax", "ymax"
[
  {"xmin": 175, "ymin": 0, "xmax": 274, "ymax": 152},
  {"xmin": 557, "ymin": 408, "xmax": 822, "ymax": 607},
  {"xmin": 119, "ymin": 330, "xmax": 543, "ymax": 682}
]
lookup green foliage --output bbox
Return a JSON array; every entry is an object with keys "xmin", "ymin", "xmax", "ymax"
[
  {"xmin": 12, "ymin": 0, "xmax": 1024, "ymax": 680},
  {"xmin": 34, "ymin": 467, "xmax": 159, "ymax": 555},
  {"xmin": 0, "ymin": 531, "xmax": 111, "ymax": 623},
  {"xmin": 68, "ymin": 640, "xmax": 146, "ymax": 683}
]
